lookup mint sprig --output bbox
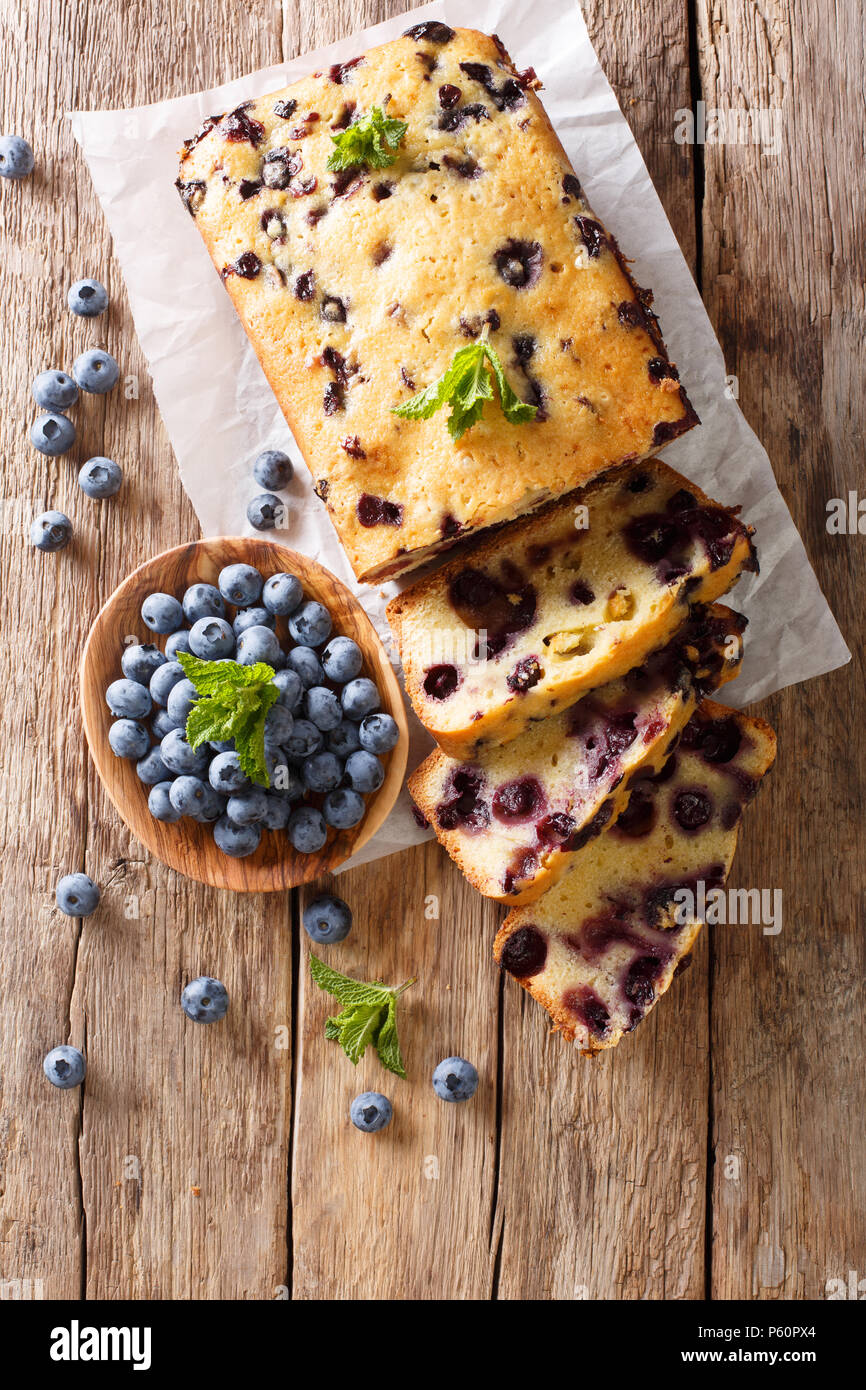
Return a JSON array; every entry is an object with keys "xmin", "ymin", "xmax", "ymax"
[
  {"xmin": 327, "ymin": 105, "xmax": 408, "ymax": 171},
  {"xmin": 309, "ymin": 954, "xmax": 415, "ymax": 1078},
  {"xmin": 392, "ymin": 333, "xmax": 538, "ymax": 441},
  {"xmin": 177, "ymin": 652, "xmax": 279, "ymax": 788}
]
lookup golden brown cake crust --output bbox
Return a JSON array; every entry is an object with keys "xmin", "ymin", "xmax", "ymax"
[{"xmin": 177, "ymin": 25, "xmax": 696, "ymax": 582}]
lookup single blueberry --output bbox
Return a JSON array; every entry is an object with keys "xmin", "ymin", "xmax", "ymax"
[
  {"xmin": 432, "ymin": 1056, "xmax": 479, "ymax": 1102},
  {"xmin": 73, "ymin": 348, "xmax": 119, "ymax": 394},
  {"xmin": 181, "ymin": 976, "xmax": 229, "ymax": 1024},
  {"xmin": 344, "ymin": 749, "xmax": 384, "ymax": 794},
  {"xmin": 350, "ymin": 1092, "xmax": 392, "ymax": 1133},
  {"xmin": 166, "ymin": 678, "xmax": 198, "ymax": 725},
  {"xmin": 286, "ymin": 645, "xmax": 324, "ymax": 689},
  {"xmin": 213, "ymin": 815, "xmax": 261, "ymax": 858},
  {"xmin": 270, "ymin": 762, "xmax": 305, "ymax": 801},
  {"xmin": 142, "ymin": 591, "xmax": 184, "ymax": 634},
  {"xmin": 302, "ymin": 893, "xmax": 353, "ymax": 943},
  {"xmin": 136, "ymin": 746, "xmax": 172, "ymax": 785},
  {"xmin": 265, "ymin": 703, "xmax": 294, "ymax": 744},
  {"xmin": 261, "ymin": 793, "xmax": 291, "ymax": 830},
  {"xmin": 232, "ymin": 606, "xmax": 274, "ymax": 636},
  {"xmin": 273, "ymin": 667, "xmax": 303, "ymax": 710},
  {"xmin": 122, "ymin": 642, "xmax": 166, "ymax": 686},
  {"xmin": 247, "ymin": 492, "xmax": 285, "ymax": 531},
  {"xmin": 304, "ymin": 685, "xmax": 342, "ymax": 731},
  {"xmin": 150, "ymin": 708, "xmax": 179, "ymax": 741},
  {"xmin": 106, "ymin": 677, "xmax": 151, "ymax": 719},
  {"xmin": 148, "ymin": 780, "xmax": 183, "ymax": 822},
  {"xmin": 358, "ymin": 712, "xmax": 399, "ymax": 754},
  {"xmin": 78, "ymin": 456, "xmax": 122, "ymax": 499},
  {"xmin": 209, "ymin": 739, "xmax": 233, "ymax": 753},
  {"xmin": 149, "ymin": 659, "xmax": 185, "ymax": 706},
  {"xmin": 43, "ymin": 1045, "xmax": 86, "ymax": 1090},
  {"xmin": 284, "ymin": 718, "xmax": 323, "ymax": 760},
  {"xmin": 108, "ymin": 718, "xmax": 150, "ymax": 760},
  {"xmin": 182, "ymin": 582, "xmax": 225, "ymax": 624},
  {"xmin": 328, "ymin": 719, "xmax": 362, "ymax": 758},
  {"xmin": 31, "ymin": 411, "xmax": 76, "ymax": 456},
  {"xmin": 195, "ymin": 786, "xmax": 226, "ymax": 823},
  {"xmin": 262, "ymin": 571, "xmax": 303, "ymax": 616},
  {"xmin": 236, "ymin": 624, "xmax": 284, "ymax": 668},
  {"xmin": 321, "ymin": 635, "xmax": 363, "ymax": 684},
  {"xmin": 189, "ymin": 615, "xmax": 235, "ymax": 660},
  {"xmin": 288, "ymin": 599, "xmax": 332, "ymax": 648},
  {"xmin": 226, "ymin": 786, "xmax": 269, "ymax": 826},
  {"xmin": 160, "ymin": 727, "xmax": 211, "ymax": 776},
  {"xmin": 165, "ymin": 628, "xmax": 192, "ymax": 659},
  {"xmin": 32, "ymin": 369, "xmax": 78, "ymax": 411},
  {"xmin": 55, "ymin": 873, "xmax": 100, "ymax": 917},
  {"xmin": 218, "ymin": 562, "xmax": 263, "ymax": 606},
  {"xmin": 253, "ymin": 449, "xmax": 294, "ymax": 490},
  {"xmin": 209, "ymin": 750, "xmax": 249, "ymax": 795},
  {"xmin": 30, "ymin": 511, "xmax": 72, "ymax": 552},
  {"xmin": 322, "ymin": 787, "xmax": 365, "ymax": 830},
  {"xmin": 169, "ymin": 775, "xmax": 210, "ymax": 817},
  {"xmin": 67, "ymin": 278, "xmax": 108, "ymax": 317},
  {"xmin": 287, "ymin": 805, "xmax": 327, "ymax": 854},
  {"xmin": 302, "ymin": 750, "xmax": 343, "ymax": 793},
  {"xmin": 0, "ymin": 134, "xmax": 35, "ymax": 179},
  {"xmin": 341, "ymin": 677, "xmax": 380, "ymax": 721}
]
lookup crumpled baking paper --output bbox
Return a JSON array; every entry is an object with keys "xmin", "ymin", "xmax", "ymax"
[{"xmin": 69, "ymin": 0, "xmax": 849, "ymax": 872}]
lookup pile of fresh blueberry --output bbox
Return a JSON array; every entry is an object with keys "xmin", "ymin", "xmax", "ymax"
[
  {"xmin": 105, "ymin": 557, "xmax": 400, "ymax": 858},
  {"xmin": 28, "ymin": 268, "xmax": 123, "ymax": 555}
]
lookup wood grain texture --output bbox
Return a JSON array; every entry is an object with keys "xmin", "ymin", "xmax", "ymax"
[
  {"xmin": 698, "ymin": 0, "xmax": 866, "ymax": 1299},
  {"xmin": 0, "ymin": 0, "xmax": 862, "ymax": 1304},
  {"xmin": 79, "ymin": 537, "xmax": 408, "ymax": 891}
]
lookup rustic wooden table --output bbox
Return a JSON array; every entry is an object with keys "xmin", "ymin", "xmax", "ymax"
[{"xmin": 1, "ymin": 0, "xmax": 862, "ymax": 1302}]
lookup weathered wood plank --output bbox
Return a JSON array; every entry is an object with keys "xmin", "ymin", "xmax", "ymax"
[
  {"xmin": 698, "ymin": 0, "xmax": 866, "ymax": 1298},
  {"xmin": 493, "ymin": 0, "xmax": 710, "ymax": 1300}
]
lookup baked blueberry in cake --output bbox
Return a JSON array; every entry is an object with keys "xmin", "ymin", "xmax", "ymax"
[
  {"xmin": 409, "ymin": 605, "xmax": 747, "ymax": 903},
  {"xmin": 493, "ymin": 700, "xmax": 776, "ymax": 1054},
  {"xmin": 388, "ymin": 458, "xmax": 757, "ymax": 758},
  {"xmin": 177, "ymin": 27, "xmax": 696, "ymax": 583}
]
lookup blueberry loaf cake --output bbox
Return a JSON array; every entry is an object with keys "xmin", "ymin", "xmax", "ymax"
[
  {"xmin": 177, "ymin": 24, "xmax": 696, "ymax": 583},
  {"xmin": 493, "ymin": 700, "xmax": 777, "ymax": 1053},
  {"xmin": 388, "ymin": 459, "xmax": 757, "ymax": 758},
  {"xmin": 409, "ymin": 605, "xmax": 746, "ymax": 903}
]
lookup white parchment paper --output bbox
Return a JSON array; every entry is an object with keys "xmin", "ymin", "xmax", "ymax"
[{"xmin": 69, "ymin": 0, "xmax": 849, "ymax": 871}]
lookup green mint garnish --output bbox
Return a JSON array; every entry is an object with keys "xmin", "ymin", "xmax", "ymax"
[
  {"xmin": 177, "ymin": 651, "xmax": 279, "ymax": 788},
  {"xmin": 326, "ymin": 105, "xmax": 408, "ymax": 171},
  {"xmin": 392, "ymin": 330, "xmax": 538, "ymax": 441},
  {"xmin": 309, "ymin": 954, "xmax": 415, "ymax": 1078}
]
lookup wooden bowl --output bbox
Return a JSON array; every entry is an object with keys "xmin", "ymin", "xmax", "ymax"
[{"xmin": 80, "ymin": 538, "xmax": 408, "ymax": 891}]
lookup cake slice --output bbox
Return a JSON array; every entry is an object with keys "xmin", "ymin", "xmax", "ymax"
[
  {"xmin": 177, "ymin": 25, "xmax": 696, "ymax": 583},
  {"xmin": 409, "ymin": 605, "xmax": 746, "ymax": 903},
  {"xmin": 388, "ymin": 458, "xmax": 757, "ymax": 758},
  {"xmin": 493, "ymin": 700, "xmax": 776, "ymax": 1054}
]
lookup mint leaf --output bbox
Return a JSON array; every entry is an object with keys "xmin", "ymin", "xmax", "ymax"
[
  {"xmin": 327, "ymin": 106, "xmax": 408, "ymax": 171},
  {"xmin": 177, "ymin": 652, "xmax": 277, "ymax": 787},
  {"xmin": 392, "ymin": 337, "xmax": 536, "ymax": 441},
  {"xmin": 309, "ymin": 954, "xmax": 414, "ymax": 1078}
]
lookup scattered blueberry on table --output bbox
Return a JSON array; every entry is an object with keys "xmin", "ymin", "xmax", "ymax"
[
  {"xmin": 30, "ymin": 510, "xmax": 71, "ymax": 552},
  {"xmin": 432, "ymin": 1057, "xmax": 479, "ymax": 1103},
  {"xmin": 252, "ymin": 448, "xmax": 293, "ymax": 491},
  {"xmin": 0, "ymin": 134, "xmax": 34, "ymax": 179},
  {"xmin": 102, "ymin": 561, "xmax": 397, "ymax": 859},
  {"xmin": 31, "ymin": 411, "xmax": 76, "ymax": 456},
  {"xmin": 43, "ymin": 1046, "xmax": 86, "ymax": 1089},
  {"xmin": 247, "ymin": 492, "xmax": 284, "ymax": 531},
  {"xmin": 67, "ymin": 277, "xmax": 108, "ymax": 318},
  {"xmin": 78, "ymin": 456, "xmax": 123, "ymax": 499},
  {"xmin": 73, "ymin": 347, "xmax": 119, "ymax": 394},
  {"xmin": 181, "ymin": 976, "xmax": 229, "ymax": 1024},
  {"xmin": 32, "ymin": 369, "xmax": 78, "ymax": 411},
  {"xmin": 55, "ymin": 873, "xmax": 100, "ymax": 917},
  {"xmin": 303, "ymin": 894, "xmax": 353, "ymax": 944},
  {"xmin": 350, "ymin": 1092, "xmax": 393, "ymax": 1133}
]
